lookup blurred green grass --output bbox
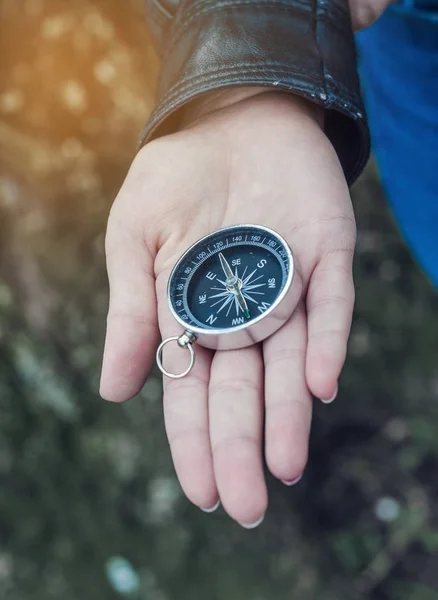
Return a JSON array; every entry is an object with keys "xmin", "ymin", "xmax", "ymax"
[
  {"xmin": 1, "ymin": 1, "xmax": 438, "ymax": 599},
  {"xmin": 1, "ymin": 155, "xmax": 437, "ymax": 600}
]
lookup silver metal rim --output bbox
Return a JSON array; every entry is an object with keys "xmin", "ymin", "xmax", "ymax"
[{"xmin": 156, "ymin": 336, "xmax": 195, "ymax": 379}]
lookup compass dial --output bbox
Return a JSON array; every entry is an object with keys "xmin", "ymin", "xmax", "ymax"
[{"xmin": 168, "ymin": 225, "xmax": 292, "ymax": 333}]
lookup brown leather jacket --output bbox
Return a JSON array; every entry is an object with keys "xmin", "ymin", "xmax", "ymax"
[{"xmin": 141, "ymin": 0, "xmax": 370, "ymax": 186}]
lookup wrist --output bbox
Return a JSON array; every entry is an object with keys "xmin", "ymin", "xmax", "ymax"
[{"xmin": 178, "ymin": 86, "xmax": 324, "ymax": 131}]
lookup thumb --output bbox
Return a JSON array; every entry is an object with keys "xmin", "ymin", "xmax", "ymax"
[
  {"xmin": 349, "ymin": 0, "xmax": 394, "ymax": 31},
  {"xmin": 100, "ymin": 201, "xmax": 159, "ymax": 402}
]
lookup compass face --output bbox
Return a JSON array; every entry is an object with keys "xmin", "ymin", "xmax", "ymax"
[{"xmin": 168, "ymin": 225, "xmax": 293, "ymax": 334}]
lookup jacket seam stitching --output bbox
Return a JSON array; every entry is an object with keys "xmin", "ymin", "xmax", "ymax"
[
  {"xmin": 140, "ymin": 79, "xmax": 362, "ymax": 148},
  {"xmin": 157, "ymin": 64, "xmax": 360, "ymax": 108},
  {"xmin": 152, "ymin": 73, "xmax": 359, "ymax": 123},
  {"xmin": 158, "ymin": 65, "xmax": 324, "ymax": 105},
  {"xmin": 170, "ymin": 0, "xmax": 345, "ymax": 42},
  {"xmin": 160, "ymin": 74, "xmax": 319, "ymax": 111},
  {"xmin": 314, "ymin": 0, "xmax": 329, "ymax": 102},
  {"xmin": 185, "ymin": 0, "xmax": 313, "ymax": 17}
]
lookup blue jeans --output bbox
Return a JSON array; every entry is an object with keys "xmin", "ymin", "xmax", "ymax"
[{"xmin": 356, "ymin": 1, "xmax": 438, "ymax": 286}]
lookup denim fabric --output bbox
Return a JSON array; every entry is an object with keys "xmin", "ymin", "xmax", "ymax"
[
  {"xmin": 356, "ymin": 4, "xmax": 438, "ymax": 286},
  {"xmin": 395, "ymin": 0, "xmax": 438, "ymax": 20}
]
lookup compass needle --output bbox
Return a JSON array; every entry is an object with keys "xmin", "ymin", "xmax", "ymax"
[
  {"xmin": 218, "ymin": 251, "xmax": 251, "ymax": 318},
  {"xmin": 218, "ymin": 252, "xmax": 236, "ymax": 284},
  {"xmin": 236, "ymin": 288, "xmax": 250, "ymax": 319}
]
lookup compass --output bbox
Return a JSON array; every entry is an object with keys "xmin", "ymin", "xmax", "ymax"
[{"xmin": 156, "ymin": 224, "xmax": 296, "ymax": 378}]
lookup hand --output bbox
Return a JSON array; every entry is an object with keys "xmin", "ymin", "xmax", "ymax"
[
  {"xmin": 349, "ymin": 0, "xmax": 394, "ymax": 30},
  {"xmin": 100, "ymin": 88, "xmax": 356, "ymax": 527}
]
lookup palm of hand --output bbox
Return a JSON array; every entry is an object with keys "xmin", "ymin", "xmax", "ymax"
[{"xmin": 101, "ymin": 92, "xmax": 356, "ymax": 526}]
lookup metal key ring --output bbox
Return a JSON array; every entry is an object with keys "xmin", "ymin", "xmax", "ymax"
[{"xmin": 156, "ymin": 336, "xmax": 195, "ymax": 379}]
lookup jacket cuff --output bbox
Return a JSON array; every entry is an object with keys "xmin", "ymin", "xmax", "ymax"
[{"xmin": 139, "ymin": 0, "xmax": 370, "ymax": 186}]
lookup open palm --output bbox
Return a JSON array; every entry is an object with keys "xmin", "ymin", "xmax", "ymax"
[{"xmin": 100, "ymin": 90, "xmax": 356, "ymax": 527}]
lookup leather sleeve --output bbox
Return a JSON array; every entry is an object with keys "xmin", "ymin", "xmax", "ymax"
[{"xmin": 141, "ymin": 0, "xmax": 370, "ymax": 186}]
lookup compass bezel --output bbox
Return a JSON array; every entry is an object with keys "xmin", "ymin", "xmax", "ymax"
[{"xmin": 166, "ymin": 224, "xmax": 296, "ymax": 350}]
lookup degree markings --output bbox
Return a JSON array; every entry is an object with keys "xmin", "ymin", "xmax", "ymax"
[
  {"xmin": 176, "ymin": 237, "xmax": 286, "ymax": 285},
  {"xmin": 172, "ymin": 234, "xmax": 289, "ymax": 327}
]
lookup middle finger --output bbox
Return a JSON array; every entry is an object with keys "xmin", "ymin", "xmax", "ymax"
[{"xmin": 209, "ymin": 345, "xmax": 267, "ymax": 527}]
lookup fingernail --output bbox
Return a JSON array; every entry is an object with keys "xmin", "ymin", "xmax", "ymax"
[
  {"xmin": 200, "ymin": 500, "xmax": 220, "ymax": 513},
  {"xmin": 320, "ymin": 384, "xmax": 338, "ymax": 404},
  {"xmin": 281, "ymin": 473, "xmax": 303, "ymax": 486},
  {"xmin": 239, "ymin": 514, "xmax": 265, "ymax": 529}
]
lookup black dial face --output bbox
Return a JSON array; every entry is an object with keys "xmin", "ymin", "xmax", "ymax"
[{"xmin": 169, "ymin": 226, "xmax": 291, "ymax": 332}]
